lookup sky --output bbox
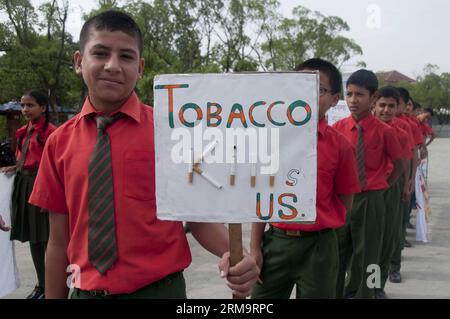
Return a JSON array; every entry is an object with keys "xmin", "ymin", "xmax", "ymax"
[{"xmin": 9, "ymin": 0, "xmax": 450, "ymax": 79}]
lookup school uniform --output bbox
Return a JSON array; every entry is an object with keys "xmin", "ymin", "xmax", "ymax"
[
  {"xmin": 389, "ymin": 119, "xmax": 421, "ymax": 272},
  {"xmin": 397, "ymin": 114, "xmax": 424, "ymax": 147},
  {"xmin": 251, "ymin": 119, "xmax": 360, "ymax": 299},
  {"xmin": 333, "ymin": 113, "xmax": 402, "ymax": 298},
  {"xmin": 378, "ymin": 123, "xmax": 411, "ymax": 292},
  {"xmin": 420, "ymin": 122, "xmax": 434, "ymax": 139},
  {"xmin": 29, "ymin": 92, "xmax": 191, "ymax": 298},
  {"xmin": 11, "ymin": 117, "xmax": 56, "ymax": 243}
]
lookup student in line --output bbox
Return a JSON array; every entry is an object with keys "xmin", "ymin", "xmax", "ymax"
[
  {"xmin": 250, "ymin": 58, "xmax": 360, "ymax": 299},
  {"xmin": 0, "ymin": 90, "xmax": 57, "ymax": 299},
  {"xmin": 333, "ymin": 70, "xmax": 403, "ymax": 299}
]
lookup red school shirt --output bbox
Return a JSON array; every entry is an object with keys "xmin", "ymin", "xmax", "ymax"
[
  {"xmin": 332, "ymin": 113, "xmax": 403, "ymax": 192},
  {"xmin": 272, "ymin": 119, "xmax": 361, "ymax": 232},
  {"xmin": 397, "ymin": 114, "xmax": 424, "ymax": 146},
  {"xmin": 29, "ymin": 92, "xmax": 191, "ymax": 294},
  {"xmin": 15, "ymin": 117, "xmax": 57, "ymax": 169},
  {"xmin": 391, "ymin": 117, "xmax": 415, "ymax": 158},
  {"xmin": 385, "ymin": 121, "xmax": 411, "ymax": 175},
  {"xmin": 420, "ymin": 122, "xmax": 434, "ymax": 138}
]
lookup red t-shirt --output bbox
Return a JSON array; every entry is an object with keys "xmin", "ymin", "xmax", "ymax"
[
  {"xmin": 333, "ymin": 113, "xmax": 402, "ymax": 192},
  {"xmin": 273, "ymin": 119, "xmax": 360, "ymax": 232},
  {"xmin": 29, "ymin": 92, "xmax": 191, "ymax": 294},
  {"xmin": 15, "ymin": 117, "xmax": 57, "ymax": 169}
]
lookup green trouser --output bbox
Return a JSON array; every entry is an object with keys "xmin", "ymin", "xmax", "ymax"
[
  {"xmin": 390, "ymin": 195, "xmax": 411, "ymax": 272},
  {"xmin": 251, "ymin": 226, "xmax": 339, "ymax": 299},
  {"xmin": 336, "ymin": 190, "xmax": 385, "ymax": 299},
  {"xmin": 379, "ymin": 179, "xmax": 401, "ymax": 291},
  {"xmin": 70, "ymin": 271, "xmax": 186, "ymax": 299}
]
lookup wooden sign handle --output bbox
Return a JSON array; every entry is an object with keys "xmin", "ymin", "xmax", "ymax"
[{"xmin": 228, "ymin": 223, "xmax": 245, "ymax": 299}]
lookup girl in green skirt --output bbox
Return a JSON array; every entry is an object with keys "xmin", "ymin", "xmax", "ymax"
[{"xmin": 0, "ymin": 90, "xmax": 57, "ymax": 299}]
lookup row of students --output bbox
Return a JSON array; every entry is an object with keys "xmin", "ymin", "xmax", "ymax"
[
  {"xmin": 250, "ymin": 64, "xmax": 433, "ymax": 299},
  {"xmin": 333, "ymin": 71, "xmax": 404, "ymax": 299}
]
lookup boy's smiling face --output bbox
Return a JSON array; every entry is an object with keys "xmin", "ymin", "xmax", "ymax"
[
  {"xmin": 374, "ymin": 97, "xmax": 397, "ymax": 123},
  {"xmin": 74, "ymin": 29, "xmax": 144, "ymax": 113}
]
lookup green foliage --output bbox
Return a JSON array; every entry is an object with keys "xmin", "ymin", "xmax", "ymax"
[
  {"xmin": 1, "ymin": 0, "xmax": 365, "ymax": 107},
  {"xmin": 261, "ymin": 5, "xmax": 362, "ymax": 70},
  {"xmin": 380, "ymin": 65, "xmax": 450, "ymax": 110}
]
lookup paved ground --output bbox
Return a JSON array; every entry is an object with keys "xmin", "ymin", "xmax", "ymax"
[{"xmin": 3, "ymin": 138, "xmax": 450, "ymax": 299}]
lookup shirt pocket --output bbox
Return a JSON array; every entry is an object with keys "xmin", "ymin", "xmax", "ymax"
[
  {"xmin": 123, "ymin": 151, "xmax": 155, "ymax": 201},
  {"xmin": 364, "ymin": 143, "xmax": 383, "ymax": 170}
]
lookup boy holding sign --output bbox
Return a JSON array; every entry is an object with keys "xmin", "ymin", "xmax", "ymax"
[
  {"xmin": 333, "ymin": 70, "xmax": 403, "ymax": 299},
  {"xmin": 250, "ymin": 59, "xmax": 360, "ymax": 299},
  {"xmin": 29, "ymin": 10, "xmax": 258, "ymax": 299}
]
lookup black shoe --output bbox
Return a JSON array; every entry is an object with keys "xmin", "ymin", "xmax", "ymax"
[
  {"xmin": 26, "ymin": 286, "xmax": 45, "ymax": 299},
  {"xmin": 404, "ymin": 240, "xmax": 413, "ymax": 248},
  {"xmin": 343, "ymin": 292, "xmax": 356, "ymax": 299},
  {"xmin": 375, "ymin": 289, "xmax": 388, "ymax": 299},
  {"xmin": 389, "ymin": 271, "xmax": 402, "ymax": 283},
  {"xmin": 407, "ymin": 223, "xmax": 415, "ymax": 229}
]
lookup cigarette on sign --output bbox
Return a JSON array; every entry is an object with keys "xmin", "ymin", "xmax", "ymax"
[
  {"xmin": 195, "ymin": 139, "xmax": 219, "ymax": 164},
  {"xmin": 193, "ymin": 165, "xmax": 223, "ymax": 190},
  {"xmin": 251, "ymin": 152, "xmax": 257, "ymax": 187},
  {"xmin": 230, "ymin": 145, "xmax": 236, "ymax": 186},
  {"xmin": 269, "ymin": 175, "xmax": 275, "ymax": 187},
  {"xmin": 188, "ymin": 148, "xmax": 193, "ymax": 183},
  {"xmin": 251, "ymin": 176, "xmax": 256, "ymax": 188}
]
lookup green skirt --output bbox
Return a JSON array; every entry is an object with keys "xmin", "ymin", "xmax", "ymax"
[{"xmin": 10, "ymin": 172, "xmax": 49, "ymax": 243}]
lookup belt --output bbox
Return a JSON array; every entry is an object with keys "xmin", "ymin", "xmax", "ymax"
[
  {"xmin": 73, "ymin": 271, "xmax": 184, "ymax": 298},
  {"xmin": 74, "ymin": 288, "xmax": 111, "ymax": 297},
  {"xmin": 270, "ymin": 225, "xmax": 330, "ymax": 238},
  {"xmin": 18, "ymin": 168, "xmax": 38, "ymax": 176}
]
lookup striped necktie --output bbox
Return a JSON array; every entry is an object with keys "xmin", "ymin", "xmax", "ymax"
[
  {"xmin": 88, "ymin": 113, "xmax": 123, "ymax": 275},
  {"xmin": 355, "ymin": 123, "xmax": 367, "ymax": 190},
  {"xmin": 16, "ymin": 126, "xmax": 35, "ymax": 172}
]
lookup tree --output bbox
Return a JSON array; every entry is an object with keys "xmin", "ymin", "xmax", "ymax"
[
  {"xmin": 0, "ymin": 0, "xmax": 79, "ymax": 116},
  {"xmin": 1, "ymin": 0, "xmax": 366, "ymax": 107},
  {"xmin": 261, "ymin": 5, "xmax": 363, "ymax": 71}
]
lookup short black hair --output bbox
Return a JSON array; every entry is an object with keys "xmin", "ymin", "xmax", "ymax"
[
  {"xmin": 396, "ymin": 87, "xmax": 410, "ymax": 104},
  {"xmin": 412, "ymin": 99, "xmax": 421, "ymax": 110},
  {"xmin": 79, "ymin": 10, "xmax": 143, "ymax": 56},
  {"xmin": 295, "ymin": 58, "xmax": 342, "ymax": 95},
  {"xmin": 346, "ymin": 69, "xmax": 378, "ymax": 95},
  {"xmin": 424, "ymin": 107, "xmax": 434, "ymax": 116},
  {"xmin": 376, "ymin": 86, "xmax": 400, "ymax": 104}
]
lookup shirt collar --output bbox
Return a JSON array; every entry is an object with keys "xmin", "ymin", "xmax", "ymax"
[
  {"xmin": 74, "ymin": 91, "xmax": 141, "ymax": 127},
  {"xmin": 318, "ymin": 118, "xmax": 328, "ymax": 137},
  {"xmin": 351, "ymin": 112, "xmax": 374, "ymax": 131},
  {"xmin": 31, "ymin": 116, "xmax": 47, "ymax": 130}
]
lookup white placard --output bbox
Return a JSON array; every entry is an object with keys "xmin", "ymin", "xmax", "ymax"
[
  {"xmin": 327, "ymin": 100, "xmax": 350, "ymax": 126},
  {"xmin": 0, "ymin": 173, "xmax": 20, "ymax": 297},
  {"xmin": 154, "ymin": 73, "xmax": 319, "ymax": 223}
]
